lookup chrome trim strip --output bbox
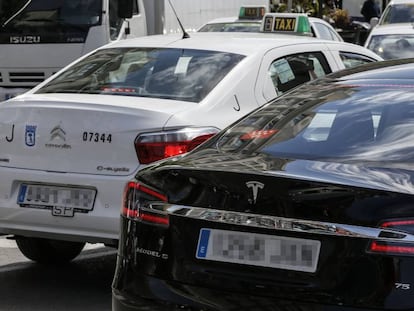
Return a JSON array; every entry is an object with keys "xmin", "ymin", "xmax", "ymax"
[{"xmin": 154, "ymin": 204, "xmax": 414, "ymax": 243}]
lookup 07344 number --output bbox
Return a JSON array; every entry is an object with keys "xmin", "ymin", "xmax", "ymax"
[{"xmin": 82, "ymin": 132, "xmax": 112, "ymax": 143}]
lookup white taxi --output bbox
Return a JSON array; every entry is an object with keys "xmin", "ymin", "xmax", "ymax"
[
  {"xmin": 0, "ymin": 15, "xmax": 382, "ymax": 263},
  {"xmin": 198, "ymin": 9, "xmax": 344, "ymax": 42}
]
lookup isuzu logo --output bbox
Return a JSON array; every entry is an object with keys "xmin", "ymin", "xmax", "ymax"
[
  {"xmin": 246, "ymin": 181, "xmax": 264, "ymax": 204},
  {"xmin": 10, "ymin": 36, "xmax": 40, "ymax": 44}
]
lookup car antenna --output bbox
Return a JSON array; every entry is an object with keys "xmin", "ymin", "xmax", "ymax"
[{"xmin": 167, "ymin": 0, "xmax": 190, "ymax": 39}]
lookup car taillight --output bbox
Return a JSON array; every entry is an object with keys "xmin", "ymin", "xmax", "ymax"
[
  {"xmin": 135, "ymin": 127, "xmax": 219, "ymax": 164},
  {"xmin": 368, "ymin": 219, "xmax": 414, "ymax": 256},
  {"xmin": 122, "ymin": 181, "xmax": 169, "ymax": 225}
]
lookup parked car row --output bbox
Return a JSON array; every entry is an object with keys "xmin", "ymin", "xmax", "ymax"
[
  {"xmin": 198, "ymin": 8, "xmax": 345, "ymax": 42},
  {"xmin": 3, "ymin": 9, "xmax": 414, "ymax": 311},
  {"xmin": 0, "ymin": 13, "xmax": 381, "ymax": 264},
  {"xmin": 195, "ymin": 3, "xmax": 414, "ymax": 63}
]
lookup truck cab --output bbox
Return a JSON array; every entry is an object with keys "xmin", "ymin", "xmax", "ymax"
[{"xmin": 0, "ymin": 0, "xmax": 146, "ymax": 100}]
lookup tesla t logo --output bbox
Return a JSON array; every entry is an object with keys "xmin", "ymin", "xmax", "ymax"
[{"xmin": 246, "ymin": 181, "xmax": 264, "ymax": 204}]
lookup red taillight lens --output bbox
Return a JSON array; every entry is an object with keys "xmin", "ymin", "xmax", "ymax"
[
  {"xmin": 135, "ymin": 127, "xmax": 219, "ymax": 164},
  {"xmin": 369, "ymin": 241, "xmax": 414, "ymax": 255},
  {"xmin": 122, "ymin": 181, "xmax": 169, "ymax": 225},
  {"xmin": 368, "ymin": 219, "xmax": 414, "ymax": 256},
  {"xmin": 380, "ymin": 220, "xmax": 414, "ymax": 228}
]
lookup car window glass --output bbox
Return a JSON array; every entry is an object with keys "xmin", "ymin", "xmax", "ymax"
[
  {"xmin": 133, "ymin": 0, "xmax": 139, "ymax": 14},
  {"xmin": 109, "ymin": 0, "xmax": 123, "ymax": 40},
  {"xmin": 366, "ymin": 34, "xmax": 414, "ymax": 60},
  {"xmin": 339, "ymin": 52, "xmax": 376, "ymax": 68},
  {"xmin": 329, "ymin": 28, "xmax": 342, "ymax": 41},
  {"xmin": 216, "ymin": 85, "xmax": 414, "ymax": 163},
  {"xmin": 0, "ymin": 0, "xmax": 102, "ymax": 41},
  {"xmin": 35, "ymin": 47, "xmax": 245, "ymax": 102},
  {"xmin": 198, "ymin": 22, "xmax": 261, "ymax": 32},
  {"xmin": 313, "ymin": 22, "xmax": 334, "ymax": 41},
  {"xmin": 268, "ymin": 52, "xmax": 331, "ymax": 95},
  {"xmin": 381, "ymin": 4, "xmax": 414, "ymax": 24}
]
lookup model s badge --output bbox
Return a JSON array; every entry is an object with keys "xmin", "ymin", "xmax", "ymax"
[{"xmin": 246, "ymin": 181, "xmax": 264, "ymax": 204}]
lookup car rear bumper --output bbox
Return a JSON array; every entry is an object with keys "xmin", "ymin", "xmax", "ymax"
[
  {"xmin": 112, "ymin": 271, "xmax": 387, "ymax": 311},
  {"xmin": 114, "ymin": 215, "xmax": 411, "ymax": 311},
  {"xmin": 0, "ymin": 166, "xmax": 136, "ymax": 244},
  {"xmin": 112, "ymin": 288, "xmax": 189, "ymax": 311}
]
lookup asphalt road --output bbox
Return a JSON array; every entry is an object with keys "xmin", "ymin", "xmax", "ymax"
[{"xmin": 0, "ymin": 236, "xmax": 117, "ymax": 311}]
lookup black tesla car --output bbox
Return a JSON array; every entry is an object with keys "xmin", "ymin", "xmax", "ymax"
[{"xmin": 112, "ymin": 58, "xmax": 414, "ymax": 311}]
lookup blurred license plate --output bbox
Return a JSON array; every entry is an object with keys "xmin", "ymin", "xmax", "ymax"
[
  {"xmin": 196, "ymin": 228, "xmax": 320, "ymax": 272},
  {"xmin": 17, "ymin": 184, "xmax": 96, "ymax": 215}
]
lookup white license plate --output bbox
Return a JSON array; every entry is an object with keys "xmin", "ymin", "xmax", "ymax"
[
  {"xmin": 196, "ymin": 228, "xmax": 320, "ymax": 273},
  {"xmin": 17, "ymin": 184, "xmax": 96, "ymax": 215}
]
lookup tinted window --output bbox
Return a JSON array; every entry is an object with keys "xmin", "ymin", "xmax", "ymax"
[
  {"xmin": 216, "ymin": 83, "xmax": 414, "ymax": 163},
  {"xmin": 268, "ymin": 52, "xmax": 331, "ymax": 94},
  {"xmin": 36, "ymin": 47, "xmax": 245, "ymax": 102},
  {"xmin": 0, "ymin": 0, "xmax": 102, "ymax": 43}
]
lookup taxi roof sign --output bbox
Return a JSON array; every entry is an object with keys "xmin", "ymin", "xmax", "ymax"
[
  {"xmin": 238, "ymin": 5, "xmax": 268, "ymax": 20},
  {"xmin": 260, "ymin": 13, "xmax": 312, "ymax": 35}
]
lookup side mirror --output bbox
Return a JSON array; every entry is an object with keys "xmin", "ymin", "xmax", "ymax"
[
  {"xmin": 370, "ymin": 17, "xmax": 379, "ymax": 27},
  {"xmin": 118, "ymin": 0, "xmax": 133, "ymax": 19}
]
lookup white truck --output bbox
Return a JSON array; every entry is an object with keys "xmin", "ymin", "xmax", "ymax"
[{"xmin": 0, "ymin": 0, "xmax": 269, "ymax": 101}]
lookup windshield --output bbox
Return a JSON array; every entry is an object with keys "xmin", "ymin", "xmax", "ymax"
[
  {"xmin": 367, "ymin": 34, "xmax": 414, "ymax": 59},
  {"xmin": 216, "ymin": 83, "xmax": 414, "ymax": 164},
  {"xmin": 198, "ymin": 22, "xmax": 261, "ymax": 32},
  {"xmin": 36, "ymin": 47, "xmax": 245, "ymax": 102},
  {"xmin": 0, "ymin": 0, "xmax": 102, "ymax": 43},
  {"xmin": 381, "ymin": 3, "xmax": 414, "ymax": 24}
]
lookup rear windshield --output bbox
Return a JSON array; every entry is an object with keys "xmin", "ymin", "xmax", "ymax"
[
  {"xmin": 198, "ymin": 22, "xmax": 261, "ymax": 32},
  {"xmin": 36, "ymin": 48, "xmax": 245, "ymax": 102},
  {"xmin": 216, "ymin": 83, "xmax": 414, "ymax": 164}
]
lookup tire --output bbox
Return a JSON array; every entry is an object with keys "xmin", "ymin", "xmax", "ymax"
[{"xmin": 15, "ymin": 236, "xmax": 85, "ymax": 264}]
